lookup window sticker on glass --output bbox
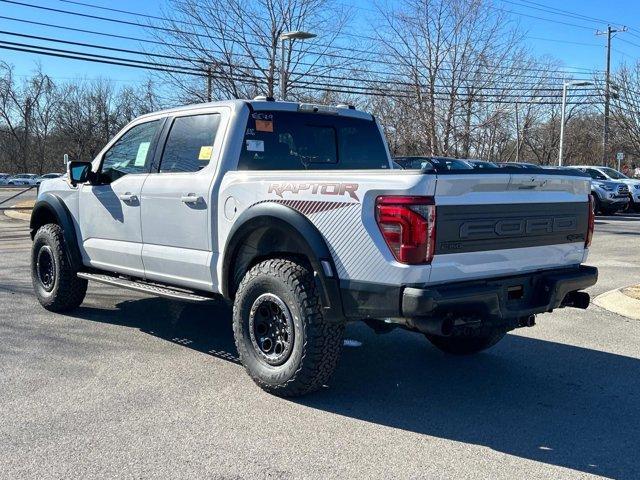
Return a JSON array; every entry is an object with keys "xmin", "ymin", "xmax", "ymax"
[
  {"xmin": 255, "ymin": 119, "xmax": 273, "ymax": 132},
  {"xmin": 134, "ymin": 142, "xmax": 150, "ymax": 166},
  {"xmin": 198, "ymin": 146, "xmax": 213, "ymax": 160},
  {"xmin": 246, "ymin": 139, "xmax": 265, "ymax": 152}
]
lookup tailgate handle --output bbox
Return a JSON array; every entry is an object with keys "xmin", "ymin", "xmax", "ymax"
[{"xmin": 181, "ymin": 194, "xmax": 203, "ymax": 204}]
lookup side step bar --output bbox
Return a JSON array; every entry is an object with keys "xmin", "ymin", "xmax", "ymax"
[{"xmin": 77, "ymin": 272, "xmax": 218, "ymax": 303}]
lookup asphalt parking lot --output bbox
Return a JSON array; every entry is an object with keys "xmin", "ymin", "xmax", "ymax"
[{"xmin": 1, "ymin": 202, "xmax": 640, "ymax": 479}]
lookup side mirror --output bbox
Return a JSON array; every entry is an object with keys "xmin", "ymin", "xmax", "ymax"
[{"xmin": 67, "ymin": 161, "xmax": 92, "ymax": 186}]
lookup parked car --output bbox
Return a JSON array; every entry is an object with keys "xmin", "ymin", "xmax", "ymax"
[
  {"xmin": 30, "ymin": 99, "xmax": 597, "ymax": 397},
  {"xmin": 570, "ymin": 165, "xmax": 640, "ymax": 211},
  {"xmin": 393, "ymin": 155, "xmax": 475, "ymax": 171},
  {"xmin": 6, "ymin": 174, "xmax": 38, "ymax": 186},
  {"xmin": 465, "ymin": 159, "xmax": 499, "ymax": 169},
  {"xmin": 0, "ymin": 173, "xmax": 10, "ymax": 185},
  {"xmin": 35, "ymin": 173, "xmax": 63, "ymax": 185},
  {"xmin": 565, "ymin": 166, "xmax": 629, "ymax": 215},
  {"xmin": 496, "ymin": 162, "xmax": 541, "ymax": 169}
]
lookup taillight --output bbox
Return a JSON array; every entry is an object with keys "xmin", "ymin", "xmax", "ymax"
[
  {"xmin": 375, "ymin": 196, "xmax": 436, "ymax": 264},
  {"xmin": 586, "ymin": 194, "xmax": 595, "ymax": 247}
]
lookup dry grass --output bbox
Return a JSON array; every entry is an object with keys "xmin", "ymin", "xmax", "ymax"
[{"xmin": 622, "ymin": 285, "xmax": 640, "ymax": 300}]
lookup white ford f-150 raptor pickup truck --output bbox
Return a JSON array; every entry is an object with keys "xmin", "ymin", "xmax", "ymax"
[{"xmin": 30, "ymin": 98, "xmax": 597, "ymax": 397}]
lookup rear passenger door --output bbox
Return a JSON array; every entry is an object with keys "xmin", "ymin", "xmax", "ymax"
[{"xmin": 140, "ymin": 110, "xmax": 225, "ymax": 291}]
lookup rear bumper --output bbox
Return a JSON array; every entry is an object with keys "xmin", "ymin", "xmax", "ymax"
[{"xmin": 401, "ymin": 265, "xmax": 597, "ymax": 320}]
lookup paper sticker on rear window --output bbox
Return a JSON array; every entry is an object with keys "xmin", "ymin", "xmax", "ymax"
[
  {"xmin": 198, "ymin": 146, "xmax": 213, "ymax": 160},
  {"xmin": 134, "ymin": 142, "xmax": 150, "ymax": 166},
  {"xmin": 246, "ymin": 139, "xmax": 264, "ymax": 152},
  {"xmin": 255, "ymin": 119, "xmax": 273, "ymax": 132}
]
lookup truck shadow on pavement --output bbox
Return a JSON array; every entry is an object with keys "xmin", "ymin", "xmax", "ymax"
[{"xmin": 74, "ymin": 297, "xmax": 639, "ymax": 480}]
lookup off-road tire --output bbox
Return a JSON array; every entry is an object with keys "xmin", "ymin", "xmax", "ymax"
[
  {"xmin": 426, "ymin": 326, "xmax": 507, "ymax": 355},
  {"xmin": 31, "ymin": 223, "xmax": 87, "ymax": 312},
  {"xmin": 233, "ymin": 258, "xmax": 344, "ymax": 397}
]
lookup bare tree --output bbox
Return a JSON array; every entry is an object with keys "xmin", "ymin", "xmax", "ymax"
[
  {"xmin": 610, "ymin": 61, "xmax": 640, "ymax": 159},
  {"xmin": 147, "ymin": 0, "xmax": 350, "ymax": 103}
]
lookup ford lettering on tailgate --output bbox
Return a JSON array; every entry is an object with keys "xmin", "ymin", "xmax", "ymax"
[{"xmin": 459, "ymin": 216, "xmax": 577, "ymax": 239}]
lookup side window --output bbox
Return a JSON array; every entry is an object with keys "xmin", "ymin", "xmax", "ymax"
[
  {"xmin": 101, "ymin": 120, "xmax": 161, "ymax": 183},
  {"xmin": 159, "ymin": 114, "xmax": 221, "ymax": 173}
]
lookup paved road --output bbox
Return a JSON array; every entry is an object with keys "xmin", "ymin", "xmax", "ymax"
[
  {"xmin": 1, "ymin": 211, "xmax": 640, "ymax": 479},
  {"xmin": 0, "ymin": 186, "xmax": 37, "ymax": 208}
]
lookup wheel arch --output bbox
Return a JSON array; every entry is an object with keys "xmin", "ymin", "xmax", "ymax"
[
  {"xmin": 30, "ymin": 193, "xmax": 82, "ymax": 271},
  {"xmin": 221, "ymin": 202, "xmax": 344, "ymax": 322}
]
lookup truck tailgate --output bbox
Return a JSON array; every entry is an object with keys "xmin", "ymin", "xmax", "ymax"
[{"xmin": 429, "ymin": 172, "xmax": 591, "ymax": 284}]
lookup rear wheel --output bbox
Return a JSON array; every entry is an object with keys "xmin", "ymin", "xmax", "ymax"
[
  {"xmin": 233, "ymin": 258, "xmax": 344, "ymax": 397},
  {"xmin": 426, "ymin": 326, "xmax": 507, "ymax": 355},
  {"xmin": 31, "ymin": 224, "xmax": 87, "ymax": 312}
]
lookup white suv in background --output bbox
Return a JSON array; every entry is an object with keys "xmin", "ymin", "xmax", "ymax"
[
  {"xmin": 571, "ymin": 165, "xmax": 640, "ymax": 211},
  {"xmin": 6, "ymin": 174, "xmax": 39, "ymax": 186},
  {"xmin": 35, "ymin": 173, "xmax": 63, "ymax": 185}
]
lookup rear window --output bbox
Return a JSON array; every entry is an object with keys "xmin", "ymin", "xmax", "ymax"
[{"xmin": 237, "ymin": 111, "xmax": 389, "ymax": 170}]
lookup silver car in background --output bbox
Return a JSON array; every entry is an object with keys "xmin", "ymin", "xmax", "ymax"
[
  {"xmin": 566, "ymin": 166, "xmax": 629, "ymax": 215},
  {"xmin": 6, "ymin": 174, "xmax": 39, "ymax": 186},
  {"xmin": 571, "ymin": 165, "xmax": 640, "ymax": 211}
]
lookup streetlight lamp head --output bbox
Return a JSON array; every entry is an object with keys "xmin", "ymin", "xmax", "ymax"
[
  {"xmin": 279, "ymin": 31, "xmax": 317, "ymax": 40},
  {"xmin": 565, "ymin": 80, "xmax": 593, "ymax": 87}
]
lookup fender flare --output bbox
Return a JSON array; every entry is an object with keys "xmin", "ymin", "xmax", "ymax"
[
  {"xmin": 221, "ymin": 202, "xmax": 344, "ymax": 322},
  {"xmin": 30, "ymin": 193, "xmax": 83, "ymax": 271}
]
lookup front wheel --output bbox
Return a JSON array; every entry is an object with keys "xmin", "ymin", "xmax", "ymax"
[
  {"xmin": 232, "ymin": 258, "xmax": 344, "ymax": 397},
  {"xmin": 31, "ymin": 224, "xmax": 87, "ymax": 312},
  {"xmin": 426, "ymin": 326, "xmax": 507, "ymax": 355}
]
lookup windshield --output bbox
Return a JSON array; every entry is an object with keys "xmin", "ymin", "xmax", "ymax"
[
  {"xmin": 470, "ymin": 161, "xmax": 498, "ymax": 169},
  {"xmin": 394, "ymin": 156, "xmax": 473, "ymax": 172},
  {"xmin": 600, "ymin": 167, "xmax": 627, "ymax": 179},
  {"xmin": 584, "ymin": 168, "xmax": 607, "ymax": 180}
]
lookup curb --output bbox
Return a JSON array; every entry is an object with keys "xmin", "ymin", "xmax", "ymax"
[
  {"xmin": 592, "ymin": 288, "xmax": 640, "ymax": 321},
  {"xmin": 3, "ymin": 204, "xmax": 31, "ymax": 222}
]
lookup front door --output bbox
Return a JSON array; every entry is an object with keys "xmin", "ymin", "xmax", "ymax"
[
  {"xmin": 140, "ymin": 111, "xmax": 224, "ymax": 291},
  {"xmin": 79, "ymin": 119, "xmax": 163, "ymax": 277}
]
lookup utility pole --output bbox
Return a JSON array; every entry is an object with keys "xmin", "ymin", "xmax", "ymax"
[
  {"xmin": 515, "ymin": 102, "xmax": 520, "ymax": 162},
  {"xmin": 24, "ymin": 96, "xmax": 31, "ymax": 172},
  {"xmin": 596, "ymin": 25, "xmax": 627, "ymax": 167},
  {"xmin": 206, "ymin": 65, "xmax": 212, "ymax": 102}
]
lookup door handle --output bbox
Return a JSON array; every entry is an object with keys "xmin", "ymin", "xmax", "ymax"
[
  {"xmin": 181, "ymin": 194, "xmax": 203, "ymax": 204},
  {"xmin": 118, "ymin": 192, "xmax": 138, "ymax": 203}
]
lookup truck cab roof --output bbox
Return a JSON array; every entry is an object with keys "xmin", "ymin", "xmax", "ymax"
[{"xmin": 136, "ymin": 99, "xmax": 374, "ymax": 122}]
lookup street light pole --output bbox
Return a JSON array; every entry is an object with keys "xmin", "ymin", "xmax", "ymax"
[
  {"xmin": 515, "ymin": 101, "xmax": 520, "ymax": 162},
  {"xmin": 558, "ymin": 84, "xmax": 568, "ymax": 166},
  {"xmin": 278, "ymin": 31, "xmax": 316, "ymax": 100},
  {"xmin": 558, "ymin": 81, "xmax": 593, "ymax": 166}
]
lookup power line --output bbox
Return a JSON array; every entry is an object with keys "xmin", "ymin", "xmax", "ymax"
[
  {"xmin": 0, "ymin": 41, "xmax": 601, "ymax": 104},
  {"xmin": 0, "ymin": 14, "xmax": 601, "ymax": 87},
  {"xmin": 0, "ymin": 0, "xmax": 600, "ymax": 79},
  {"xmin": 0, "ymin": 29, "xmax": 604, "ymax": 95},
  {"xmin": 0, "ymin": 16, "xmax": 600, "ymax": 88},
  {"xmin": 0, "ymin": 34, "xmax": 604, "ymax": 100},
  {"xmin": 58, "ymin": 0, "xmax": 607, "ymax": 72}
]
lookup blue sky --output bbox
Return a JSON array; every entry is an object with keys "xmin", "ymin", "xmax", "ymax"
[{"xmin": 1, "ymin": 0, "xmax": 639, "ymax": 85}]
